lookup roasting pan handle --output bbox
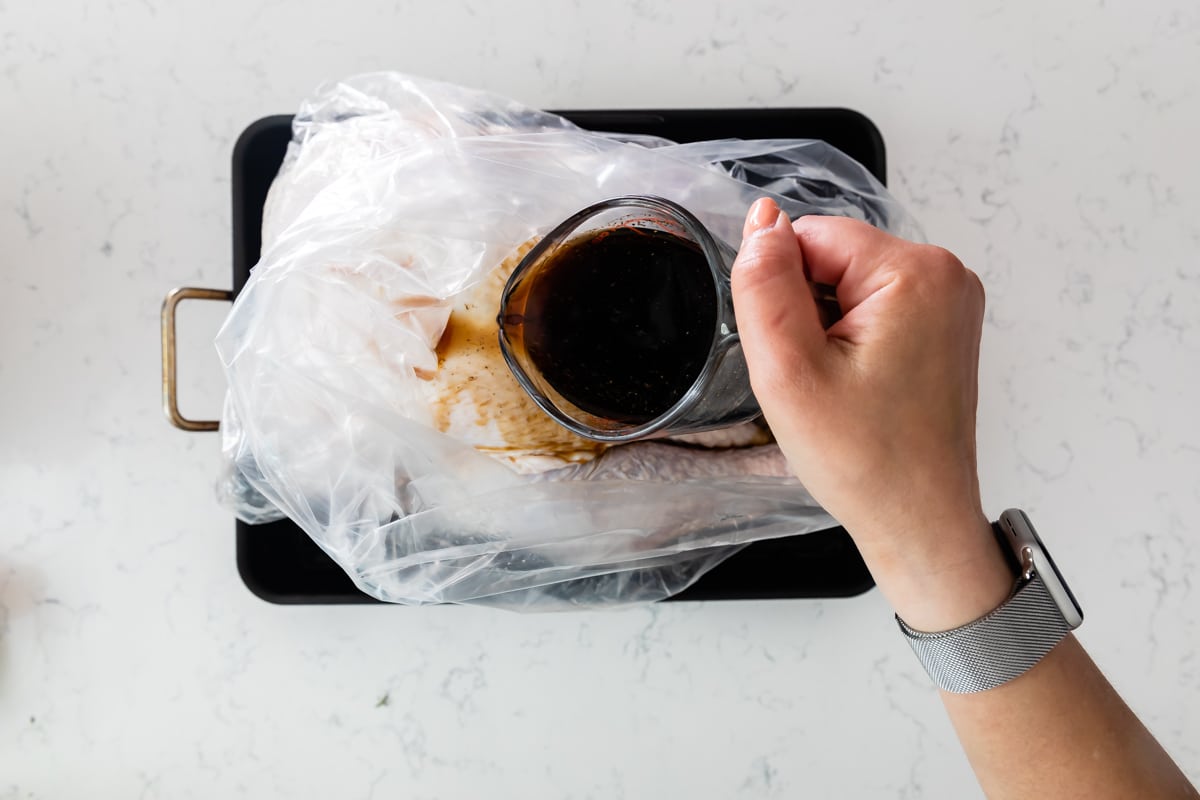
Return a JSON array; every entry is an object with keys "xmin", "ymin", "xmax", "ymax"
[{"xmin": 161, "ymin": 286, "xmax": 234, "ymax": 432}]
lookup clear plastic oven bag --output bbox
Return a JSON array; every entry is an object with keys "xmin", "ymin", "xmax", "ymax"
[{"xmin": 215, "ymin": 72, "xmax": 920, "ymax": 610}]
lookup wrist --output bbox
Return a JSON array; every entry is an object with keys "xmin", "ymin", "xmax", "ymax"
[{"xmin": 855, "ymin": 512, "xmax": 1015, "ymax": 632}]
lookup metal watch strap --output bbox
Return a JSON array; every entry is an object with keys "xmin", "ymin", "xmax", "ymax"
[{"xmin": 895, "ymin": 572, "xmax": 1072, "ymax": 694}]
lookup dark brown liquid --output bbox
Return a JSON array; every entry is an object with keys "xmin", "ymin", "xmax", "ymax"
[{"xmin": 520, "ymin": 227, "xmax": 717, "ymax": 424}]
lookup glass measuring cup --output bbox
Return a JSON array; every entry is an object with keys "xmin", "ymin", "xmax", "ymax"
[{"xmin": 498, "ymin": 195, "xmax": 838, "ymax": 443}]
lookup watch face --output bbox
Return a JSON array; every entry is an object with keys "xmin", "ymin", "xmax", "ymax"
[{"xmin": 1001, "ymin": 510, "xmax": 1083, "ymax": 628}]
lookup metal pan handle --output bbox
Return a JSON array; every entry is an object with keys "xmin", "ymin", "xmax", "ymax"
[{"xmin": 161, "ymin": 286, "xmax": 234, "ymax": 431}]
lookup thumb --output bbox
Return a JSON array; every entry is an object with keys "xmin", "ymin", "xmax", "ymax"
[{"xmin": 731, "ymin": 199, "xmax": 827, "ymax": 386}]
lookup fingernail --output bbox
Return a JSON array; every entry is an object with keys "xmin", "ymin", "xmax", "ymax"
[{"xmin": 744, "ymin": 197, "xmax": 781, "ymax": 238}]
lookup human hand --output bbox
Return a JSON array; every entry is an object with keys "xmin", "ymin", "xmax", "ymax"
[{"xmin": 731, "ymin": 198, "xmax": 1011, "ymax": 630}]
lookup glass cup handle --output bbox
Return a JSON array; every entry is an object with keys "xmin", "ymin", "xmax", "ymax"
[{"xmin": 809, "ymin": 281, "xmax": 842, "ymax": 329}]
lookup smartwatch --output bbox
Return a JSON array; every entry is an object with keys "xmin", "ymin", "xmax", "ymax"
[{"xmin": 896, "ymin": 509, "xmax": 1083, "ymax": 694}]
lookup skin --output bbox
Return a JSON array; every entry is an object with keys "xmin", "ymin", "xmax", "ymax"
[{"xmin": 730, "ymin": 197, "xmax": 1199, "ymax": 800}]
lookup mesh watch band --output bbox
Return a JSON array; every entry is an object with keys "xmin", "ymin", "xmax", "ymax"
[{"xmin": 896, "ymin": 573, "xmax": 1072, "ymax": 694}]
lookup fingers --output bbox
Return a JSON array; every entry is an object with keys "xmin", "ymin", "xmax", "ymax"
[
  {"xmin": 732, "ymin": 198, "xmax": 827, "ymax": 379},
  {"xmin": 791, "ymin": 215, "xmax": 906, "ymax": 313}
]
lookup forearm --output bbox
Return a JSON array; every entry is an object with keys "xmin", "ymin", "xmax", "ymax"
[{"xmin": 944, "ymin": 635, "xmax": 1198, "ymax": 800}]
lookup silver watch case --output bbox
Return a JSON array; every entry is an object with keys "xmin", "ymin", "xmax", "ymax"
[{"xmin": 997, "ymin": 508, "xmax": 1083, "ymax": 628}]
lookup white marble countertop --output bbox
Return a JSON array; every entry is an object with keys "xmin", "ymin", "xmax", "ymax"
[{"xmin": 2, "ymin": 0, "xmax": 1198, "ymax": 796}]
